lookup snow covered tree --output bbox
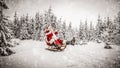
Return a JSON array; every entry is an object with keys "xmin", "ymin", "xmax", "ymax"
[
  {"xmin": 62, "ymin": 21, "xmax": 66, "ymax": 39},
  {"xmin": 39, "ymin": 15, "xmax": 44, "ymax": 40},
  {"xmin": 78, "ymin": 21, "xmax": 84, "ymax": 40},
  {"xmin": 80, "ymin": 20, "xmax": 90, "ymax": 41},
  {"xmin": 83, "ymin": 19, "xmax": 88, "ymax": 41},
  {"xmin": 90, "ymin": 21, "xmax": 94, "ymax": 31},
  {"xmin": 116, "ymin": 11, "xmax": 120, "ymax": 33},
  {"xmin": 0, "ymin": 0, "xmax": 9, "ymax": 46},
  {"xmin": 0, "ymin": 0, "xmax": 12, "ymax": 41},
  {"xmin": 29, "ymin": 18, "xmax": 34, "ymax": 39},
  {"xmin": 66, "ymin": 22, "xmax": 73, "ymax": 40},
  {"xmin": 33, "ymin": 12, "xmax": 40, "ymax": 40},
  {"xmin": 95, "ymin": 15, "xmax": 103, "ymax": 40},
  {"xmin": 0, "ymin": 0, "xmax": 15, "ymax": 56},
  {"xmin": 68, "ymin": 22, "xmax": 72, "ymax": 30},
  {"xmin": 89, "ymin": 21, "xmax": 94, "ymax": 41},
  {"xmin": 58, "ymin": 20, "xmax": 67, "ymax": 40},
  {"xmin": 84, "ymin": 20, "xmax": 88, "ymax": 31},
  {"xmin": 109, "ymin": 12, "xmax": 120, "ymax": 45},
  {"xmin": 13, "ymin": 12, "xmax": 21, "ymax": 38},
  {"xmin": 44, "ymin": 6, "xmax": 56, "ymax": 25},
  {"xmin": 19, "ymin": 15, "xmax": 29, "ymax": 40}
]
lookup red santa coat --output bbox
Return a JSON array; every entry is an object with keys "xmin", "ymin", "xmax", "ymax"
[{"xmin": 45, "ymin": 27, "xmax": 63, "ymax": 46}]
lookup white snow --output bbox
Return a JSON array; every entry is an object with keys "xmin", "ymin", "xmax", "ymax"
[{"xmin": 0, "ymin": 40, "xmax": 120, "ymax": 68}]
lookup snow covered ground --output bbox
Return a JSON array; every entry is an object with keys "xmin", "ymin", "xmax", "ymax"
[{"xmin": 0, "ymin": 40, "xmax": 120, "ymax": 68}]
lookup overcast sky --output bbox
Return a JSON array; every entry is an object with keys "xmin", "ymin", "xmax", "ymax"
[{"xmin": 5, "ymin": 0, "xmax": 120, "ymax": 28}]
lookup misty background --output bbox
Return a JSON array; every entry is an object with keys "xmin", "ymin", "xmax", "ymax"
[{"xmin": 5, "ymin": 0, "xmax": 120, "ymax": 27}]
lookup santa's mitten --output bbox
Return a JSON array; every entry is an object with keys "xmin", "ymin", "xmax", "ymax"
[{"xmin": 57, "ymin": 39, "xmax": 63, "ymax": 45}]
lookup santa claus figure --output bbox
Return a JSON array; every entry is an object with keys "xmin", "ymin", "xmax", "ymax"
[{"xmin": 45, "ymin": 23, "xmax": 64, "ymax": 49}]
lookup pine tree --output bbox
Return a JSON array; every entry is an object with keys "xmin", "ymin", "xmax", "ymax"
[
  {"xmin": 84, "ymin": 19, "xmax": 88, "ymax": 40},
  {"xmin": 30, "ymin": 18, "xmax": 35, "ymax": 39},
  {"xmin": 19, "ymin": 15, "xmax": 29, "ymax": 40},
  {"xmin": 0, "ymin": 0, "xmax": 10, "ymax": 43},
  {"xmin": 84, "ymin": 19, "xmax": 87, "ymax": 31},
  {"xmin": 0, "ymin": 0, "xmax": 15, "ymax": 56},
  {"xmin": 111, "ymin": 11, "xmax": 120, "ymax": 44},
  {"xmin": 96, "ymin": 15, "xmax": 103, "ymax": 40},
  {"xmin": 33, "ymin": 12, "xmax": 40, "ymax": 40},
  {"xmin": 62, "ymin": 21, "xmax": 66, "ymax": 39},
  {"xmin": 39, "ymin": 15, "xmax": 44, "ymax": 40},
  {"xmin": 44, "ymin": 6, "xmax": 55, "ymax": 25},
  {"xmin": 79, "ymin": 21, "xmax": 83, "ymax": 40},
  {"xmin": 90, "ymin": 21, "xmax": 93, "ymax": 30},
  {"xmin": 116, "ymin": 11, "xmax": 120, "ymax": 33},
  {"xmin": 67, "ymin": 22, "xmax": 72, "ymax": 40},
  {"xmin": 25, "ymin": 14, "xmax": 30, "ymax": 39},
  {"xmin": 13, "ymin": 11, "xmax": 20, "ymax": 38},
  {"xmin": 89, "ymin": 21, "xmax": 93, "ymax": 40}
]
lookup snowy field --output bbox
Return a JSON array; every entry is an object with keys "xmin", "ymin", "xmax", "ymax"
[{"xmin": 0, "ymin": 40, "xmax": 120, "ymax": 68}]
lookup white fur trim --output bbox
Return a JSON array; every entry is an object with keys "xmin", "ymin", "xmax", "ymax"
[
  {"xmin": 49, "ymin": 38, "xmax": 55, "ymax": 44},
  {"xmin": 52, "ymin": 33, "xmax": 58, "ymax": 40},
  {"xmin": 45, "ymin": 31, "xmax": 51, "ymax": 35}
]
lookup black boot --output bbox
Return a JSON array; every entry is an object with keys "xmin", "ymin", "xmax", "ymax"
[{"xmin": 51, "ymin": 43, "xmax": 60, "ymax": 49}]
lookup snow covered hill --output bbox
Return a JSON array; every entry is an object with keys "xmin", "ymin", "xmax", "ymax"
[{"xmin": 0, "ymin": 40, "xmax": 120, "ymax": 68}]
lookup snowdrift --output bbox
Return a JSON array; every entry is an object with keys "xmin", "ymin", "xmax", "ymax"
[{"xmin": 0, "ymin": 40, "xmax": 120, "ymax": 68}]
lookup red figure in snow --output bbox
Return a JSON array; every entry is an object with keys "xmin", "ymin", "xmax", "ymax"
[{"xmin": 45, "ymin": 23, "xmax": 65, "ymax": 50}]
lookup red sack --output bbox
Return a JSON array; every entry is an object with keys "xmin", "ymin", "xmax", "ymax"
[{"xmin": 54, "ymin": 39, "xmax": 63, "ymax": 47}]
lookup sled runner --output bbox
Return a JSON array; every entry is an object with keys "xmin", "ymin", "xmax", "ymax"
[
  {"xmin": 45, "ymin": 43, "xmax": 67, "ymax": 52},
  {"xmin": 45, "ymin": 48, "xmax": 63, "ymax": 52}
]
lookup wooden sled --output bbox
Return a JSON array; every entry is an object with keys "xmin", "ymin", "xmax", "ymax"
[{"xmin": 45, "ymin": 44, "xmax": 67, "ymax": 52}]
